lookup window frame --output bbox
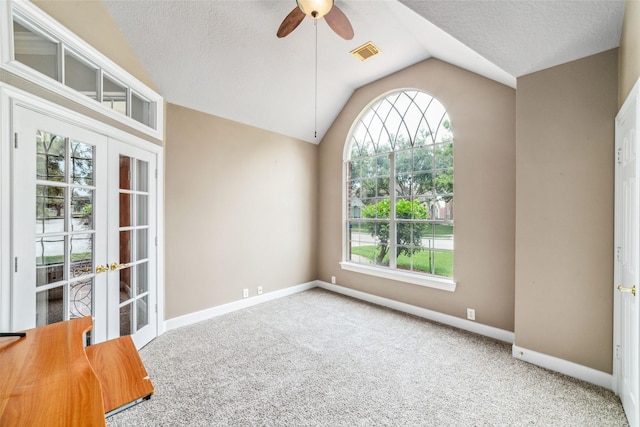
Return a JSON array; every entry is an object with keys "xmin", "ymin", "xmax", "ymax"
[
  {"xmin": 340, "ymin": 89, "xmax": 456, "ymax": 292},
  {"xmin": 0, "ymin": 0, "xmax": 163, "ymax": 140}
]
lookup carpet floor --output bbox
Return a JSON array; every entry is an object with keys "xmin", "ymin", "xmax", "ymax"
[{"xmin": 107, "ymin": 288, "xmax": 628, "ymax": 426}]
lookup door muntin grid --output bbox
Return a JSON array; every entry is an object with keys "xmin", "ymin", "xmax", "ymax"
[{"xmin": 34, "ymin": 130, "xmax": 96, "ymax": 331}]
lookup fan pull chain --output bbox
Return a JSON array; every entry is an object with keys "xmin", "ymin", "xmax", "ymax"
[{"xmin": 314, "ymin": 18, "xmax": 318, "ymax": 139}]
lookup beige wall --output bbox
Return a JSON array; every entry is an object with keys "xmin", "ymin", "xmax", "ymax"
[
  {"xmin": 318, "ymin": 59, "xmax": 517, "ymax": 331},
  {"xmin": 515, "ymin": 49, "xmax": 618, "ymax": 373},
  {"xmin": 164, "ymin": 104, "xmax": 318, "ymax": 319},
  {"xmin": 619, "ymin": 0, "xmax": 640, "ymax": 106}
]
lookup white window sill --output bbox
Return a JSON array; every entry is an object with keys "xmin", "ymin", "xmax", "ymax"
[{"xmin": 339, "ymin": 262, "xmax": 456, "ymax": 292}]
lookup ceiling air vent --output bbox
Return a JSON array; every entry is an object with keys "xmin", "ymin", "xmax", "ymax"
[{"xmin": 351, "ymin": 42, "xmax": 380, "ymax": 61}]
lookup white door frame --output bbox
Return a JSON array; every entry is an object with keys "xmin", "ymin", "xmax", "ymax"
[
  {"xmin": 613, "ymin": 76, "xmax": 640, "ymax": 426},
  {"xmin": 0, "ymin": 82, "xmax": 165, "ymax": 340}
]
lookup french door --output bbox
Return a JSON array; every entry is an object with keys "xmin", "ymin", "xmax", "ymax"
[{"xmin": 12, "ymin": 104, "xmax": 157, "ymax": 348}]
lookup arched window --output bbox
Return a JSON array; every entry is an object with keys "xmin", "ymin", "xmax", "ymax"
[{"xmin": 344, "ymin": 90, "xmax": 454, "ymax": 284}]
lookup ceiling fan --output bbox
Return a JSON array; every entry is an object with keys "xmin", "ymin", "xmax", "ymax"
[{"xmin": 277, "ymin": 0, "xmax": 354, "ymax": 40}]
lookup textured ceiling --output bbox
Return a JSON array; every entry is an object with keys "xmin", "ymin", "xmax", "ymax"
[{"xmin": 102, "ymin": 0, "xmax": 625, "ymax": 144}]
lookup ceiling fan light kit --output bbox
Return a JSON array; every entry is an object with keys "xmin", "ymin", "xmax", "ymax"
[{"xmin": 297, "ymin": 0, "xmax": 333, "ymax": 18}]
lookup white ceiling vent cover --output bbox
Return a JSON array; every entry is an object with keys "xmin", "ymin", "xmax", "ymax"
[{"xmin": 351, "ymin": 42, "xmax": 380, "ymax": 61}]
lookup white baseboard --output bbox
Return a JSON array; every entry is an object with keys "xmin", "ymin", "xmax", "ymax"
[
  {"xmin": 512, "ymin": 345, "xmax": 613, "ymax": 390},
  {"xmin": 315, "ymin": 281, "xmax": 515, "ymax": 343},
  {"xmin": 164, "ymin": 281, "xmax": 317, "ymax": 331}
]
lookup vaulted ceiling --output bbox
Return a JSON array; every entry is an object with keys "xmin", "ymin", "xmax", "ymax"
[{"xmin": 102, "ymin": 0, "xmax": 625, "ymax": 144}]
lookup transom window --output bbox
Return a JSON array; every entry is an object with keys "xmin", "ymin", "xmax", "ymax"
[
  {"xmin": 0, "ymin": 1, "xmax": 163, "ymax": 139},
  {"xmin": 344, "ymin": 90, "xmax": 454, "ymax": 281}
]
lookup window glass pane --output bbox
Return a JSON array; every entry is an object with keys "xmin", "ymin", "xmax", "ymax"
[
  {"xmin": 103, "ymin": 74, "xmax": 127, "ymax": 115},
  {"xmin": 36, "ymin": 184, "xmax": 65, "ymax": 234},
  {"xmin": 136, "ymin": 228, "xmax": 148, "ymax": 260},
  {"xmin": 13, "ymin": 19, "xmax": 59, "ymax": 81},
  {"xmin": 64, "ymin": 51, "xmax": 97, "ymax": 100},
  {"xmin": 432, "ymin": 198, "xmax": 453, "ymax": 220},
  {"xmin": 136, "ymin": 159, "xmax": 148, "ymax": 191},
  {"xmin": 70, "ymin": 140, "xmax": 94, "ymax": 185},
  {"xmin": 71, "ymin": 188, "xmax": 93, "ymax": 231},
  {"xmin": 36, "ymin": 287, "xmax": 64, "ymax": 326},
  {"xmin": 434, "ymin": 250, "xmax": 454, "ymax": 277},
  {"xmin": 132, "ymin": 92, "xmax": 151, "ymax": 126},
  {"xmin": 70, "ymin": 233, "xmax": 92, "ymax": 278},
  {"xmin": 69, "ymin": 278, "xmax": 92, "ymax": 318},
  {"xmin": 120, "ymin": 230, "xmax": 132, "ymax": 264},
  {"xmin": 412, "ymin": 172, "xmax": 434, "ymax": 198},
  {"xmin": 37, "ymin": 131, "xmax": 66, "ymax": 182},
  {"xmin": 360, "ymin": 179, "xmax": 376, "ymax": 199},
  {"xmin": 136, "ymin": 263, "xmax": 148, "ymax": 295},
  {"xmin": 120, "ymin": 302, "xmax": 133, "ymax": 336},
  {"xmin": 434, "ymin": 143, "xmax": 453, "ymax": 169},
  {"xmin": 136, "ymin": 194, "xmax": 148, "ymax": 226},
  {"xmin": 375, "ymin": 177, "xmax": 390, "ymax": 197},
  {"xmin": 120, "ymin": 193, "xmax": 132, "ymax": 227},
  {"xmin": 413, "ymin": 146, "xmax": 434, "ymax": 173},
  {"xmin": 361, "ymin": 157, "xmax": 376, "ymax": 178},
  {"xmin": 36, "ymin": 236, "xmax": 65, "ymax": 286},
  {"xmin": 120, "ymin": 156, "xmax": 132, "ymax": 190},
  {"xmin": 136, "ymin": 295, "xmax": 149, "ymax": 331},
  {"xmin": 434, "ymin": 224, "xmax": 454, "ymax": 250},
  {"xmin": 395, "ymin": 150, "xmax": 413, "ymax": 176},
  {"xmin": 120, "ymin": 266, "xmax": 132, "ymax": 303}
]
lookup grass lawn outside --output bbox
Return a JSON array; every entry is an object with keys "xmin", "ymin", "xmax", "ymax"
[{"xmin": 350, "ymin": 245, "xmax": 453, "ymax": 277}]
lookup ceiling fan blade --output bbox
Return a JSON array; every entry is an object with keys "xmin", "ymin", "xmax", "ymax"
[
  {"xmin": 324, "ymin": 5, "xmax": 354, "ymax": 40},
  {"xmin": 277, "ymin": 7, "xmax": 306, "ymax": 38}
]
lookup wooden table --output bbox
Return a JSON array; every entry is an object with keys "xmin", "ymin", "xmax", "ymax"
[{"xmin": 0, "ymin": 317, "xmax": 154, "ymax": 426}]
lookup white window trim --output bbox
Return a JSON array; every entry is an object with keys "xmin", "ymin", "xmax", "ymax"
[
  {"xmin": 0, "ymin": 0, "xmax": 164, "ymax": 140},
  {"xmin": 339, "ymin": 261, "xmax": 456, "ymax": 292},
  {"xmin": 341, "ymin": 88, "xmax": 456, "ymax": 292}
]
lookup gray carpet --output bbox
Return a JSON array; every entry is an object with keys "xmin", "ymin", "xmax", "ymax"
[{"xmin": 107, "ymin": 288, "xmax": 628, "ymax": 426}]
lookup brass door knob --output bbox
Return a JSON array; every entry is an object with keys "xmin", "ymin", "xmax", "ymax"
[
  {"xmin": 617, "ymin": 285, "xmax": 636, "ymax": 296},
  {"xmin": 95, "ymin": 264, "xmax": 109, "ymax": 274},
  {"xmin": 110, "ymin": 262, "xmax": 129, "ymax": 271}
]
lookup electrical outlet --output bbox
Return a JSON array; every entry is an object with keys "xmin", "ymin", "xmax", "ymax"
[
  {"xmin": 331, "ymin": 276, "xmax": 336, "ymax": 284},
  {"xmin": 467, "ymin": 308, "xmax": 476, "ymax": 321},
  {"xmin": 243, "ymin": 288, "xmax": 249, "ymax": 298},
  {"xmin": 257, "ymin": 286, "xmax": 263, "ymax": 295}
]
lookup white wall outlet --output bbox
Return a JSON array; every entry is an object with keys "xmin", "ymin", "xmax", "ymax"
[
  {"xmin": 331, "ymin": 276, "xmax": 336, "ymax": 284},
  {"xmin": 257, "ymin": 286, "xmax": 263, "ymax": 295},
  {"xmin": 243, "ymin": 288, "xmax": 249, "ymax": 298},
  {"xmin": 467, "ymin": 308, "xmax": 476, "ymax": 321}
]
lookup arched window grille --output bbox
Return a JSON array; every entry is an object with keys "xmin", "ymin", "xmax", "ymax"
[{"xmin": 345, "ymin": 90, "xmax": 454, "ymax": 278}]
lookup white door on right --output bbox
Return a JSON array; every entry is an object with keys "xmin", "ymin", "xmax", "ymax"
[{"xmin": 615, "ymin": 79, "xmax": 640, "ymax": 427}]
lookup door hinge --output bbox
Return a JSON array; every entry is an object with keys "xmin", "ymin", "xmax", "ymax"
[
  {"xmin": 615, "ymin": 344, "xmax": 621, "ymax": 359},
  {"xmin": 14, "ymin": 133, "xmax": 18, "ymax": 149},
  {"xmin": 14, "ymin": 257, "xmax": 18, "ymax": 273},
  {"xmin": 155, "ymin": 303, "xmax": 158, "ymax": 313},
  {"xmin": 155, "ymin": 169, "xmax": 158, "ymax": 179},
  {"xmin": 616, "ymin": 246, "xmax": 622, "ymax": 261},
  {"xmin": 155, "ymin": 236, "xmax": 158, "ymax": 246},
  {"xmin": 616, "ymin": 147, "xmax": 623, "ymax": 164}
]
